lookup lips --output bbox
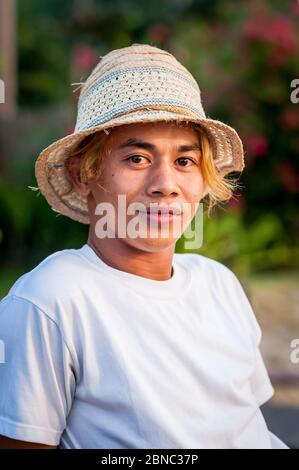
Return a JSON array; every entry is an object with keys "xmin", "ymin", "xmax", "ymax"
[
  {"xmin": 136, "ymin": 205, "xmax": 182, "ymax": 226},
  {"xmin": 145, "ymin": 212, "xmax": 175, "ymax": 225},
  {"xmin": 144, "ymin": 206, "xmax": 182, "ymax": 215}
]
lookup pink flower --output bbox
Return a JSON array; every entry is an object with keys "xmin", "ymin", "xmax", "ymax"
[
  {"xmin": 245, "ymin": 135, "xmax": 269, "ymax": 158},
  {"xmin": 226, "ymin": 194, "xmax": 246, "ymax": 213},
  {"xmin": 291, "ymin": 0, "xmax": 299, "ymax": 17},
  {"xmin": 72, "ymin": 46, "xmax": 99, "ymax": 70},
  {"xmin": 267, "ymin": 16, "xmax": 297, "ymax": 53},
  {"xmin": 244, "ymin": 14, "xmax": 298, "ymax": 58},
  {"xmin": 244, "ymin": 17, "xmax": 267, "ymax": 41},
  {"xmin": 147, "ymin": 23, "xmax": 171, "ymax": 43},
  {"xmin": 280, "ymin": 108, "xmax": 299, "ymax": 130},
  {"xmin": 276, "ymin": 162, "xmax": 299, "ymax": 192}
]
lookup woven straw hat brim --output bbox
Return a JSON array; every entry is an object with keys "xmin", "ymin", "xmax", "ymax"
[{"xmin": 35, "ymin": 108, "xmax": 244, "ymax": 225}]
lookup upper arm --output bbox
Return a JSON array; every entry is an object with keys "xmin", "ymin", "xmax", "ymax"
[
  {"xmin": 0, "ymin": 295, "xmax": 76, "ymax": 446},
  {"xmin": 226, "ymin": 269, "xmax": 274, "ymax": 406},
  {"xmin": 0, "ymin": 435, "xmax": 57, "ymax": 449},
  {"xmin": 250, "ymin": 346, "xmax": 274, "ymax": 406},
  {"xmin": 268, "ymin": 431, "xmax": 289, "ymax": 449}
]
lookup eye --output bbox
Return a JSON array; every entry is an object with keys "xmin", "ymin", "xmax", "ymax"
[
  {"xmin": 176, "ymin": 157, "xmax": 196, "ymax": 167},
  {"xmin": 126, "ymin": 155, "xmax": 149, "ymax": 164}
]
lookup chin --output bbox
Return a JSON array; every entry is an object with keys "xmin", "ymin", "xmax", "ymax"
[{"xmin": 125, "ymin": 236, "xmax": 178, "ymax": 253}]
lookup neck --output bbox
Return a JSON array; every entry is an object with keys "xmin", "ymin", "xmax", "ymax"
[{"xmin": 87, "ymin": 234, "xmax": 175, "ymax": 281}]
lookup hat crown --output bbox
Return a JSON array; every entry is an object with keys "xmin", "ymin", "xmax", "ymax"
[{"xmin": 75, "ymin": 43, "xmax": 206, "ymax": 133}]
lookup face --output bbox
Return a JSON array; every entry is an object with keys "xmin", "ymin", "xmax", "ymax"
[{"xmin": 68, "ymin": 121, "xmax": 207, "ymax": 253}]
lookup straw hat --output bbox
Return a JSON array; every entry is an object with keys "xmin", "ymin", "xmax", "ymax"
[{"xmin": 35, "ymin": 43, "xmax": 244, "ymax": 224}]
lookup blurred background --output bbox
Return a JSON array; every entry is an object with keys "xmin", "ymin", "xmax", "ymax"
[{"xmin": 0, "ymin": 0, "xmax": 298, "ymax": 447}]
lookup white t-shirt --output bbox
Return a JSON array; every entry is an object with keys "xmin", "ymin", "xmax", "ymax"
[{"xmin": 0, "ymin": 244, "xmax": 288, "ymax": 449}]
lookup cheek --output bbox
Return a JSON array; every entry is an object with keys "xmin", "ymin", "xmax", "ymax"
[
  {"xmin": 107, "ymin": 167, "xmax": 142, "ymax": 194},
  {"xmin": 92, "ymin": 166, "xmax": 140, "ymax": 204},
  {"xmin": 182, "ymin": 173, "xmax": 206, "ymax": 202}
]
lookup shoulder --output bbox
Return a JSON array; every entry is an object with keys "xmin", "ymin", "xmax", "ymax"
[
  {"xmin": 174, "ymin": 252, "xmax": 237, "ymax": 286},
  {"xmin": 3, "ymin": 246, "xmax": 87, "ymax": 318},
  {"xmin": 182, "ymin": 253, "xmax": 261, "ymax": 345},
  {"xmin": 175, "ymin": 252, "xmax": 255, "ymax": 324}
]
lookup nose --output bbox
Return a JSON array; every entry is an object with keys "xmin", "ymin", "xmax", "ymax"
[{"xmin": 145, "ymin": 159, "xmax": 180, "ymax": 198}]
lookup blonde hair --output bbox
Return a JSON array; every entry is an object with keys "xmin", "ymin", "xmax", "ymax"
[
  {"xmin": 63, "ymin": 122, "xmax": 243, "ymax": 217},
  {"xmin": 63, "ymin": 130, "xmax": 111, "ymax": 194},
  {"xmin": 193, "ymin": 124, "xmax": 243, "ymax": 217}
]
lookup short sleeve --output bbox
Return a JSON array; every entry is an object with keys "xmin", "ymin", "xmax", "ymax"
[
  {"xmin": 0, "ymin": 295, "xmax": 76, "ymax": 445},
  {"xmin": 268, "ymin": 430, "xmax": 289, "ymax": 449},
  {"xmin": 250, "ymin": 346, "xmax": 274, "ymax": 406},
  {"xmin": 227, "ymin": 270, "xmax": 274, "ymax": 407}
]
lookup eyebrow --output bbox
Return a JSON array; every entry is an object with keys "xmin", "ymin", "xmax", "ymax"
[{"xmin": 117, "ymin": 138, "xmax": 201, "ymax": 153}]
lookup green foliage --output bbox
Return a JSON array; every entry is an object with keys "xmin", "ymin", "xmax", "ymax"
[
  {"xmin": 177, "ymin": 209, "xmax": 299, "ymax": 277},
  {"xmin": 1, "ymin": 0, "xmax": 298, "ymax": 275},
  {"xmin": 0, "ymin": 178, "xmax": 87, "ymax": 267}
]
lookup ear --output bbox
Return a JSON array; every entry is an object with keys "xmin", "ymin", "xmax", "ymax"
[{"xmin": 64, "ymin": 155, "xmax": 91, "ymax": 197}]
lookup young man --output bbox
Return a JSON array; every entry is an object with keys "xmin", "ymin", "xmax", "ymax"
[{"xmin": 0, "ymin": 44, "xmax": 288, "ymax": 449}]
